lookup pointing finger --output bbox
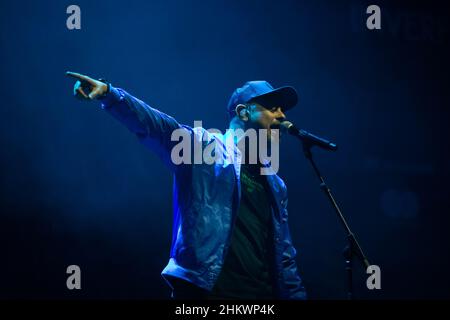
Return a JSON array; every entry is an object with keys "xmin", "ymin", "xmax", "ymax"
[{"xmin": 66, "ymin": 71, "xmax": 96, "ymax": 84}]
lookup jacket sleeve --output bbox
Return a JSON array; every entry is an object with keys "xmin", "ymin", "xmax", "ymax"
[
  {"xmin": 280, "ymin": 220, "xmax": 308, "ymax": 300},
  {"xmin": 278, "ymin": 196, "xmax": 307, "ymax": 300},
  {"xmin": 99, "ymin": 86, "xmax": 190, "ymax": 172}
]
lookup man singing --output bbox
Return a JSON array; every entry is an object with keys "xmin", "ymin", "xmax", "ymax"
[{"xmin": 66, "ymin": 71, "xmax": 307, "ymax": 300}]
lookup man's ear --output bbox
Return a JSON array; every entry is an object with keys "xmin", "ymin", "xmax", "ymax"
[{"xmin": 235, "ymin": 104, "xmax": 249, "ymax": 121}]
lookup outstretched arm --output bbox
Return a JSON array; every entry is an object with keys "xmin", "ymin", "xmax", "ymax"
[{"xmin": 66, "ymin": 71, "xmax": 188, "ymax": 171}]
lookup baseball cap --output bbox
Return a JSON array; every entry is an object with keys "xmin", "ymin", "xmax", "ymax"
[{"xmin": 227, "ymin": 80, "xmax": 298, "ymax": 117}]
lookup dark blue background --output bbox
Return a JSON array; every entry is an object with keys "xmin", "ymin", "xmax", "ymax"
[{"xmin": 1, "ymin": 0, "xmax": 449, "ymax": 299}]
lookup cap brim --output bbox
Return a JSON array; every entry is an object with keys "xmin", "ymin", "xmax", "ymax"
[{"xmin": 251, "ymin": 86, "xmax": 298, "ymax": 111}]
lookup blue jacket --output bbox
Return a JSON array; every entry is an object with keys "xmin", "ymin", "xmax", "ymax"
[{"xmin": 100, "ymin": 87, "xmax": 307, "ymax": 299}]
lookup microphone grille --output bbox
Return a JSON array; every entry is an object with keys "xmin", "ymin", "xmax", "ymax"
[{"xmin": 280, "ymin": 121, "xmax": 293, "ymax": 132}]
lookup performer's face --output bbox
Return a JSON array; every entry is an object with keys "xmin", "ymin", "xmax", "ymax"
[{"xmin": 247, "ymin": 102, "xmax": 286, "ymax": 140}]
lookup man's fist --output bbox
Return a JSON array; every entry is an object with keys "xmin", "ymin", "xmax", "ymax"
[{"xmin": 66, "ymin": 71, "xmax": 109, "ymax": 100}]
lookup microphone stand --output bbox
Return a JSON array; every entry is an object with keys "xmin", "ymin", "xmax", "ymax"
[{"xmin": 300, "ymin": 142, "xmax": 370, "ymax": 300}]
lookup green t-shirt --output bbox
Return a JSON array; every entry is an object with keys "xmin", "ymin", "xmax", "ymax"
[{"xmin": 208, "ymin": 164, "xmax": 275, "ymax": 299}]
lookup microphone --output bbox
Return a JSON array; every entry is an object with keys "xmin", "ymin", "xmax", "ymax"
[{"xmin": 280, "ymin": 121, "xmax": 338, "ymax": 151}]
